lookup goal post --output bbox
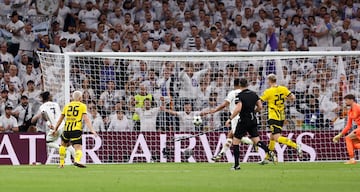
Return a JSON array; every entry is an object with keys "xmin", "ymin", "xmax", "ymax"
[{"xmin": 37, "ymin": 51, "xmax": 360, "ymax": 164}]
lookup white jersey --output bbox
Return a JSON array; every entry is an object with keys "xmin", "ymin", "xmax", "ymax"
[
  {"xmin": 224, "ymin": 89, "xmax": 242, "ymax": 131},
  {"xmin": 35, "ymin": 101, "xmax": 64, "ymax": 141},
  {"xmin": 38, "ymin": 101, "xmax": 62, "ymax": 126}
]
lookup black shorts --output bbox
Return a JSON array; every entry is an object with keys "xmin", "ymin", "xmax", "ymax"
[
  {"xmin": 234, "ymin": 117, "xmax": 259, "ymax": 139},
  {"xmin": 61, "ymin": 130, "xmax": 82, "ymax": 145},
  {"xmin": 268, "ymin": 119, "xmax": 284, "ymax": 134}
]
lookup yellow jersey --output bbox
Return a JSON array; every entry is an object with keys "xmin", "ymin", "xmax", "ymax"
[
  {"xmin": 260, "ymin": 85, "xmax": 292, "ymax": 121},
  {"xmin": 62, "ymin": 101, "xmax": 87, "ymax": 131}
]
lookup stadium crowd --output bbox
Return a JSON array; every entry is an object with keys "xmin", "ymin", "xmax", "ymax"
[{"xmin": 0, "ymin": 0, "xmax": 360, "ymax": 133}]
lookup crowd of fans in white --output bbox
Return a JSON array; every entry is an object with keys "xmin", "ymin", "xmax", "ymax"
[{"xmin": 0, "ymin": 0, "xmax": 360, "ymax": 133}]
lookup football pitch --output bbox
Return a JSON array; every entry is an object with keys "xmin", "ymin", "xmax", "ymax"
[{"xmin": 1, "ymin": 162, "xmax": 359, "ymax": 192}]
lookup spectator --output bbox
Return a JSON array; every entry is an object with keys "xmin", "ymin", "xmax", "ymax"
[
  {"xmin": 296, "ymin": 94, "xmax": 325, "ymax": 130},
  {"xmin": 313, "ymin": 13, "xmax": 335, "ymax": 47},
  {"xmin": 178, "ymin": 62, "xmax": 210, "ymax": 109},
  {"xmin": 135, "ymin": 97, "xmax": 161, "ymax": 131},
  {"xmin": 98, "ymin": 80, "xmax": 123, "ymax": 116},
  {"xmin": 8, "ymin": 64, "xmax": 22, "ymax": 92},
  {"xmin": 233, "ymin": 25, "xmax": 250, "ymax": 51},
  {"xmin": 85, "ymin": 103, "xmax": 105, "ymax": 132},
  {"xmin": 132, "ymin": 84, "xmax": 155, "ymax": 131},
  {"xmin": 18, "ymin": 22, "xmax": 36, "ymax": 58},
  {"xmin": 0, "ymin": 103, "xmax": 19, "ymax": 133},
  {"xmin": 334, "ymin": 32, "xmax": 351, "ymax": 51},
  {"xmin": 108, "ymin": 110, "xmax": 131, "ymax": 131},
  {"xmin": 22, "ymin": 80, "xmax": 41, "ymax": 108},
  {"xmin": 350, "ymin": 38, "xmax": 360, "ymax": 51},
  {"xmin": 202, "ymin": 93, "xmax": 222, "ymax": 131},
  {"xmin": 12, "ymin": 95, "xmax": 35, "ymax": 132},
  {"xmin": 162, "ymin": 100, "xmax": 208, "ymax": 131},
  {"xmin": 7, "ymin": 82, "xmax": 20, "ymax": 106},
  {"xmin": 299, "ymin": 28, "xmax": 317, "ymax": 51},
  {"xmin": 5, "ymin": 11, "xmax": 24, "ymax": 56},
  {"xmin": 248, "ymin": 32, "xmax": 262, "ymax": 51},
  {"xmin": 78, "ymin": 1, "xmax": 101, "ymax": 32},
  {"xmin": 183, "ymin": 25, "xmax": 203, "ymax": 51},
  {"xmin": 0, "ymin": 89, "xmax": 9, "ymax": 115},
  {"xmin": 0, "ymin": 43, "xmax": 15, "ymax": 65}
]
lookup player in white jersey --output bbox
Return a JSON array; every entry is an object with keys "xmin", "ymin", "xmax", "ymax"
[
  {"xmin": 31, "ymin": 91, "xmax": 75, "ymax": 164},
  {"xmin": 207, "ymin": 79, "xmax": 255, "ymax": 161}
]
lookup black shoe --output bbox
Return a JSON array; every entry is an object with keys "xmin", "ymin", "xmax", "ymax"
[
  {"xmin": 74, "ymin": 162, "xmax": 87, "ymax": 168},
  {"xmin": 230, "ymin": 165, "xmax": 240, "ymax": 170}
]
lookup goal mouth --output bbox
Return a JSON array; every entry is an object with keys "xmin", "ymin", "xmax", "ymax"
[{"xmin": 37, "ymin": 51, "xmax": 360, "ymax": 163}]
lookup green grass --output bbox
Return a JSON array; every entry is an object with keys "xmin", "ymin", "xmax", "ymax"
[{"xmin": 1, "ymin": 162, "xmax": 359, "ymax": 192}]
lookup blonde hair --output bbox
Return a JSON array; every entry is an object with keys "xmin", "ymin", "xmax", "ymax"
[
  {"xmin": 72, "ymin": 91, "xmax": 83, "ymax": 101},
  {"xmin": 267, "ymin": 73, "xmax": 277, "ymax": 83}
]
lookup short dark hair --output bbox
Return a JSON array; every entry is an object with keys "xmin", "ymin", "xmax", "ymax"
[
  {"xmin": 344, "ymin": 94, "xmax": 356, "ymax": 101},
  {"xmin": 239, "ymin": 78, "xmax": 248, "ymax": 87},
  {"xmin": 233, "ymin": 78, "xmax": 240, "ymax": 87}
]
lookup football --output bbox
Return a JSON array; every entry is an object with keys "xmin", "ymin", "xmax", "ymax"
[{"xmin": 193, "ymin": 115, "xmax": 203, "ymax": 126}]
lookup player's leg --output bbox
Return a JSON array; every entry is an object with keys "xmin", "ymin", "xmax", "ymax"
[
  {"xmin": 270, "ymin": 119, "xmax": 302, "ymax": 157},
  {"xmin": 71, "ymin": 130, "xmax": 86, "ymax": 168},
  {"xmin": 46, "ymin": 129, "xmax": 60, "ymax": 149},
  {"xmin": 66, "ymin": 144, "xmax": 76, "ymax": 164},
  {"xmin": 212, "ymin": 119, "xmax": 238, "ymax": 162},
  {"xmin": 344, "ymin": 130, "xmax": 359, "ymax": 164},
  {"xmin": 59, "ymin": 137, "xmax": 70, "ymax": 168},
  {"xmin": 231, "ymin": 137, "xmax": 241, "ymax": 170},
  {"xmin": 212, "ymin": 130, "xmax": 232, "ymax": 161},
  {"xmin": 240, "ymin": 136, "xmax": 253, "ymax": 145},
  {"xmin": 249, "ymin": 125, "xmax": 277, "ymax": 165}
]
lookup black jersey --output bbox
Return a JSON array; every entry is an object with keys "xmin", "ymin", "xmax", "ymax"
[{"xmin": 234, "ymin": 89, "xmax": 259, "ymax": 120}]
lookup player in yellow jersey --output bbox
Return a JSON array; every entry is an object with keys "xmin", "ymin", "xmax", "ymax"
[
  {"xmin": 53, "ymin": 91, "xmax": 98, "ymax": 168},
  {"xmin": 260, "ymin": 74, "xmax": 302, "ymax": 164}
]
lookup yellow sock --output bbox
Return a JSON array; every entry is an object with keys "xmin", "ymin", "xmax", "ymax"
[
  {"xmin": 75, "ymin": 150, "xmax": 83, "ymax": 163},
  {"xmin": 278, "ymin": 136, "xmax": 297, "ymax": 149},
  {"xmin": 269, "ymin": 140, "xmax": 276, "ymax": 151},
  {"xmin": 59, "ymin": 146, "xmax": 67, "ymax": 166}
]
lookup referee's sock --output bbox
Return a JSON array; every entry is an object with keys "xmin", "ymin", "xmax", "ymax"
[
  {"xmin": 233, "ymin": 144, "xmax": 240, "ymax": 167},
  {"xmin": 256, "ymin": 141, "xmax": 270, "ymax": 153}
]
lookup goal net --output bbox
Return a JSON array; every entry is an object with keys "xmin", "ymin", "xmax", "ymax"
[{"xmin": 37, "ymin": 51, "xmax": 360, "ymax": 164}]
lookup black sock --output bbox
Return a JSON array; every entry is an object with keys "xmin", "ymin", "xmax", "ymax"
[
  {"xmin": 256, "ymin": 141, "xmax": 270, "ymax": 153},
  {"xmin": 233, "ymin": 144, "xmax": 239, "ymax": 167}
]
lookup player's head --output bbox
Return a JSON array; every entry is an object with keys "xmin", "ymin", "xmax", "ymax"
[
  {"xmin": 267, "ymin": 74, "xmax": 277, "ymax": 84},
  {"xmin": 267, "ymin": 73, "xmax": 276, "ymax": 83},
  {"xmin": 239, "ymin": 78, "xmax": 248, "ymax": 88},
  {"xmin": 72, "ymin": 91, "xmax": 83, "ymax": 101},
  {"xmin": 40, "ymin": 91, "xmax": 51, "ymax": 102},
  {"xmin": 233, "ymin": 78, "xmax": 240, "ymax": 88},
  {"xmin": 344, "ymin": 94, "xmax": 356, "ymax": 106}
]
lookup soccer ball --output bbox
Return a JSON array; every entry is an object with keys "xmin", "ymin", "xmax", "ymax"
[{"xmin": 193, "ymin": 115, "xmax": 203, "ymax": 126}]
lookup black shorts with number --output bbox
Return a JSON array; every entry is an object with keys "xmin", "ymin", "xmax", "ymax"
[
  {"xmin": 268, "ymin": 119, "xmax": 284, "ymax": 134},
  {"xmin": 234, "ymin": 117, "xmax": 259, "ymax": 139},
  {"xmin": 61, "ymin": 130, "xmax": 82, "ymax": 145}
]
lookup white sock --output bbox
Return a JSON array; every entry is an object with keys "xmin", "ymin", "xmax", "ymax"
[
  {"xmin": 47, "ymin": 142, "xmax": 59, "ymax": 149},
  {"xmin": 220, "ymin": 138, "xmax": 232, "ymax": 154},
  {"xmin": 241, "ymin": 137, "xmax": 253, "ymax": 145},
  {"xmin": 65, "ymin": 146, "xmax": 76, "ymax": 165},
  {"xmin": 67, "ymin": 145, "xmax": 76, "ymax": 159}
]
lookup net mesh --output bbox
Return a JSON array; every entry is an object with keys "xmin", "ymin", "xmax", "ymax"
[{"xmin": 37, "ymin": 51, "xmax": 359, "ymax": 163}]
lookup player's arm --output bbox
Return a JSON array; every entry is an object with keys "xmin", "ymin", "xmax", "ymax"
[
  {"xmin": 53, "ymin": 114, "xmax": 65, "ymax": 133},
  {"xmin": 210, "ymin": 101, "xmax": 230, "ymax": 114},
  {"xmin": 83, "ymin": 114, "xmax": 98, "ymax": 136},
  {"xmin": 255, "ymin": 99, "xmax": 263, "ymax": 113},
  {"xmin": 31, "ymin": 112, "xmax": 42, "ymax": 124},
  {"xmin": 226, "ymin": 102, "xmax": 242, "ymax": 127},
  {"xmin": 333, "ymin": 115, "xmax": 352, "ymax": 143}
]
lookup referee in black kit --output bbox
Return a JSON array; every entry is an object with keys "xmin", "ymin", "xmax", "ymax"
[{"xmin": 225, "ymin": 78, "xmax": 275, "ymax": 170}]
